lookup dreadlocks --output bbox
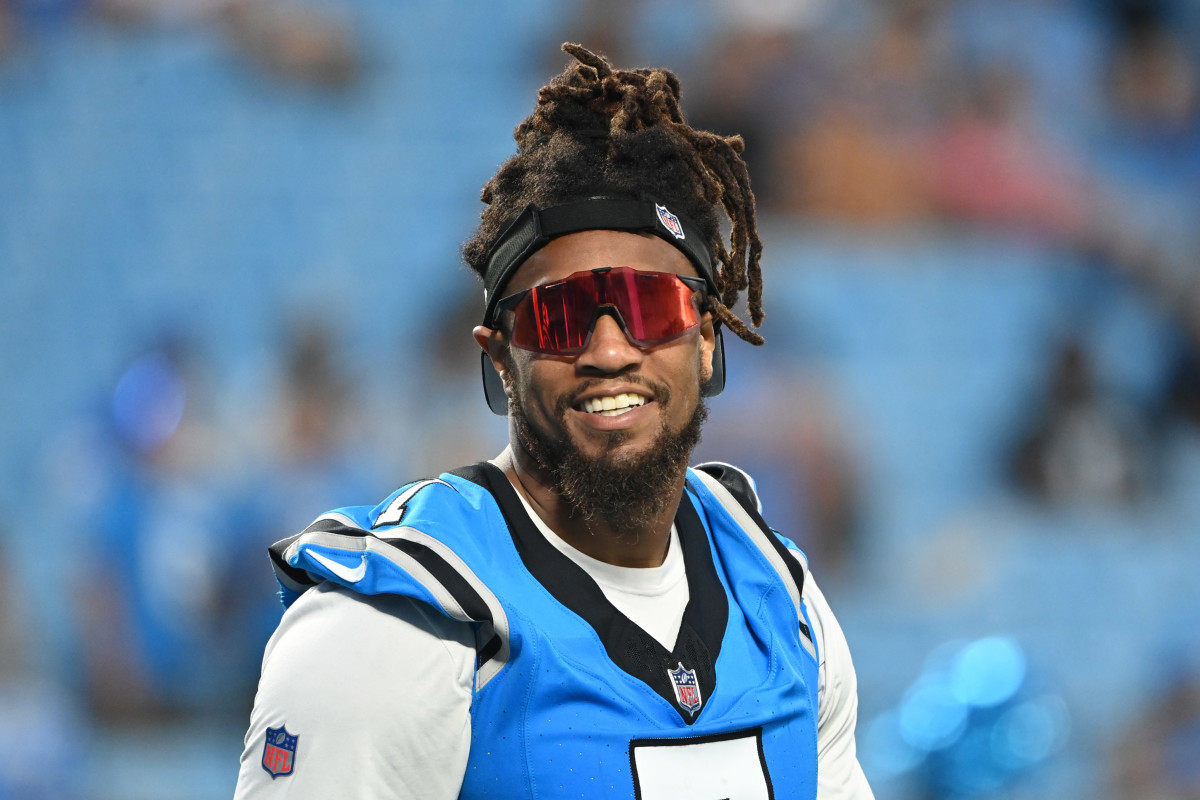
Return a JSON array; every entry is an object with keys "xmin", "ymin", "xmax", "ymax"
[{"xmin": 463, "ymin": 42, "xmax": 766, "ymax": 345}]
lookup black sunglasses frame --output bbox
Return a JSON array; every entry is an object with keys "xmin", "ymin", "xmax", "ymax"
[{"xmin": 480, "ymin": 268, "xmax": 726, "ymax": 416}]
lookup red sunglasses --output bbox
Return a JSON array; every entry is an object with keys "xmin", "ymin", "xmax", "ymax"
[{"xmin": 493, "ymin": 266, "xmax": 708, "ymax": 356}]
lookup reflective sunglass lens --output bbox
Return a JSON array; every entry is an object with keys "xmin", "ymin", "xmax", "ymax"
[{"xmin": 504, "ymin": 267, "xmax": 701, "ymax": 355}]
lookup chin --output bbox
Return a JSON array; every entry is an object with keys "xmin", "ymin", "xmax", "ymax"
[
  {"xmin": 571, "ymin": 415, "xmax": 669, "ymax": 458},
  {"xmin": 512, "ymin": 387, "xmax": 708, "ymax": 527},
  {"xmin": 595, "ymin": 435, "xmax": 652, "ymax": 465}
]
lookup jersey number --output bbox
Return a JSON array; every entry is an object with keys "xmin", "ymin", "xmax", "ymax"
[
  {"xmin": 372, "ymin": 479, "xmax": 452, "ymax": 528},
  {"xmin": 629, "ymin": 728, "xmax": 773, "ymax": 800}
]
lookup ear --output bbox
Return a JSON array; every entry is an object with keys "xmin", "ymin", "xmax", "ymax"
[{"xmin": 474, "ymin": 325, "xmax": 508, "ymax": 380}]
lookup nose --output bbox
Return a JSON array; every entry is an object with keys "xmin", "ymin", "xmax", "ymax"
[{"xmin": 575, "ymin": 310, "xmax": 643, "ymax": 376}]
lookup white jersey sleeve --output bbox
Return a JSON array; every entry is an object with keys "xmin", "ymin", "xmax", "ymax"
[
  {"xmin": 798, "ymin": 562, "xmax": 875, "ymax": 800},
  {"xmin": 233, "ymin": 582, "xmax": 475, "ymax": 799}
]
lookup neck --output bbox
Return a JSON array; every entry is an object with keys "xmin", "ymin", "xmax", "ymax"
[{"xmin": 494, "ymin": 446, "xmax": 685, "ymax": 568}]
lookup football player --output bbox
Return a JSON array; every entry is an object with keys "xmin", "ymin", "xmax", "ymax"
[{"xmin": 235, "ymin": 43, "xmax": 873, "ymax": 799}]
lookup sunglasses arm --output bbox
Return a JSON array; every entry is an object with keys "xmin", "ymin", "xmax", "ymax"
[{"xmin": 481, "ymin": 352, "xmax": 511, "ymax": 416}]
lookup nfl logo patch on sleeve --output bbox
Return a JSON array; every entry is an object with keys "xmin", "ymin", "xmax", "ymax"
[{"xmin": 261, "ymin": 725, "xmax": 298, "ymax": 778}]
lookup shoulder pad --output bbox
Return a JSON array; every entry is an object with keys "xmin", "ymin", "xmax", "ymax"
[{"xmin": 693, "ymin": 461, "xmax": 763, "ymax": 516}]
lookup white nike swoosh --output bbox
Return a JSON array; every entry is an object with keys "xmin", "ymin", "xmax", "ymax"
[{"xmin": 309, "ymin": 550, "xmax": 368, "ymax": 583}]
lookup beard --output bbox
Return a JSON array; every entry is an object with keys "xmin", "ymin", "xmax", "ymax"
[{"xmin": 510, "ymin": 376, "xmax": 707, "ymax": 536}]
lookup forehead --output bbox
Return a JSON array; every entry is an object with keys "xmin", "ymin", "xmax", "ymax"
[{"xmin": 502, "ymin": 230, "xmax": 697, "ymax": 296}]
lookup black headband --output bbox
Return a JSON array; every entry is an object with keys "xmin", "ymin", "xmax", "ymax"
[{"xmin": 481, "ymin": 198, "xmax": 717, "ymax": 327}]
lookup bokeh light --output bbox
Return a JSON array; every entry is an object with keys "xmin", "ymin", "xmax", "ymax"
[
  {"xmin": 900, "ymin": 679, "xmax": 970, "ymax": 751},
  {"xmin": 950, "ymin": 636, "xmax": 1027, "ymax": 708},
  {"xmin": 111, "ymin": 353, "xmax": 187, "ymax": 452}
]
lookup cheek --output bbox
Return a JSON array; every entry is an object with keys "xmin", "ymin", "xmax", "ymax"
[
  {"xmin": 653, "ymin": 338, "xmax": 707, "ymax": 413},
  {"xmin": 680, "ymin": 334, "xmax": 708, "ymax": 381},
  {"xmin": 508, "ymin": 353, "xmax": 567, "ymax": 415}
]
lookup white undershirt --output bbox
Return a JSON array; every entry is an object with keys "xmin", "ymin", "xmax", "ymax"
[{"xmin": 514, "ymin": 489, "xmax": 689, "ymax": 650}]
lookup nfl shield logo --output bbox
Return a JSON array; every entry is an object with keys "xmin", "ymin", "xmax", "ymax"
[
  {"xmin": 667, "ymin": 662, "xmax": 703, "ymax": 716},
  {"xmin": 261, "ymin": 725, "xmax": 298, "ymax": 778},
  {"xmin": 655, "ymin": 204, "xmax": 686, "ymax": 240}
]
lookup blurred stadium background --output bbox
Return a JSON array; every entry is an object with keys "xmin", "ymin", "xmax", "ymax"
[{"xmin": 2, "ymin": 0, "xmax": 1200, "ymax": 797}]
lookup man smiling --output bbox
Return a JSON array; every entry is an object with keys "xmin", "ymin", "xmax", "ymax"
[
  {"xmin": 481, "ymin": 231, "xmax": 714, "ymax": 565},
  {"xmin": 235, "ymin": 44, "xmax": 873, "ymax": 799}
]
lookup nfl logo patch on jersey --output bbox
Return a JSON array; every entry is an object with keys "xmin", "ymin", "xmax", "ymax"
[
  {"xmin": 655, "ymin": 204, "xmax": 686, "ymax": 240},
  {"xmin": 261, "ymin": 725, "xmax": 298, "ymax": 778},
  {"xmin": 667, "ymin": 662, "xmax": 703, "ymax": 716}
]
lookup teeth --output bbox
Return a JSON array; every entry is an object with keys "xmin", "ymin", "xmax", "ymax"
[{"xmin": 582, "ymin": 393, "xmax": 647, "ymax": 415}]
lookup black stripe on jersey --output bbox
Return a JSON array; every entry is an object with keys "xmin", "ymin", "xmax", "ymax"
[
  {"xmin": 453, "ymin": 462, "xmax": 728, "ymax": 725},
  {"xmin": 301, "ymin": 516, "xmax": 370, "ymax": 537},
  {"xmin": 268, "ymin": 536, "xmax": 316, "ymax": 588},
  {"xmin": 381, "ymin": 536, "xmax": 504, "ymax": 672},
  {"xmin": 271, "ymin": 517, "xmax": 370, "ymax": 593},
  {"xmin": 477, "ymin": 631, "xmax": 503, "ymax": 667},
  {"xmin": 694, "ymin": 463, "xmax": 812, "ymax": 642}
]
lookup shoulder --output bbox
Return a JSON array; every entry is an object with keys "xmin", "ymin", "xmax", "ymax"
[
  {"xmin": 283, "ymin": 580, "xmax": 475, "ymax": 643},
  {"xmin": 235, "ymin": 583, "xmax": 475, "ymax": 796},
  {"xmin": 358, "ymin": 468, "xmax": 501, "ymax": 533},
  {"xmin": 689, "ymin": 459, "xmax": 808, "ymax": 572},
  {"xmin": 266, "ymin": 467, "xmax": 515, "ymax": 684},
  {"xmin": 296, "ymin": 465, "xmax": 505, "ymax": 534},
  {"xmin": 256, "ymin": 584, "xmax": 474, "ymax": 705},
  {"xmin": 690, "ymin": 460, "xmax": 810, "ymax": 575},
  {"xmin": 689, "ymin": 461, "xmax": 804, "ymax": 556},
  {"xmin": 268, "ymin": 467, "xmax": 505, "ymax": 605}
]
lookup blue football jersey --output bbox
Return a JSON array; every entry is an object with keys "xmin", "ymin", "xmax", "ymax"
[{"xmin": 269, "ymin": 462, "xmax": 820, "ymax": 799}]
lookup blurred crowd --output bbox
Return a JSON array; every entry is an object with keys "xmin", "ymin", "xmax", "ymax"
[
  {"xmin": 2, "ymin": 0, "xmax": 1200, "ymax": 798},
  {"xmin": 0, "ymin": 0, "xmax": 358, "ymax": 88}
]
